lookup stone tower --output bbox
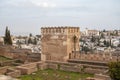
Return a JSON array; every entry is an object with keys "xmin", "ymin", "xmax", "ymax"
[{"xmin": 41, "ymin": 27, "xmax": 80, "ymax": 61}]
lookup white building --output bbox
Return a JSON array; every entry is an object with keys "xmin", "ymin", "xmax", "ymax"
[
  {"xmin": 85, "ymin": 28, "xmax": 99, "ymax": 36},
  {"xmin": 0, "ymin": 37, "xmax": 4, "ymax": 45}
]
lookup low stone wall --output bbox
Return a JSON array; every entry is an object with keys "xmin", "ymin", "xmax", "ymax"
[
  {"xmin": 84, "ymin": 68, "xmax": 105, "ymax": 74},
  {"xmin": 94, "ymin": 74, "xmax": 111, "ymax": 80},
  {"xmin": 13, "ymin": 61, "xmax": 109, "ymax": 76},
  {"xmin": 15, "ymin": 61, "xmax": 82, "ymax": 75},
  {"xmin": 16, "ymin": 62, "xmax": 38, "ymax": 75},
  {"xmin": 45, "ymin": 60, "xmax": 79, "ymax": 66},
  {"xmin": 37, "ymin": 62, "xmax": 48, "ymax": 70},
  {"xmin": 37, "ymin": 61, "xmax": 58, "ymax": 70},
  {"xmin": 85, "ymin": 77, "xmax": 102, "ymax": 80},
  {"xmin": 68, "ymin": 59, "xmax": 108, "ymax": 70},
  {"xmin": 16, "ymin": 68, "xmax": 27, "ymax": 75},
  {"xmin": 6, "ymin": 68, "xmax": 21, "ymax": 78},
  {"xmin": 45, "ymin": 61, "xmax": 82, "ymax": 73},
  {"xmin": 0, "ymin": 66, "xmax": 9, "ymax": 74},
  {"xmin": 0, "ymin": 60, "xmax": 15, "ymax": 66},
  {"xmin": 47, "ymin": 63, "xmax": 58, "ymax": 70},
  {"xmin": 70, "ymin": 53, "xmax": 119, "ymax": 62},
  {"xmin": 45, "ymin": 61, "xmax": 107, "ymax": 74},
  {"xmin": 60, "ymin": 64, "xmax": 81, "ymax": 72},
  {"xmin": 0, "ymin": 46, "xmax": 14, "ymax": 59}
]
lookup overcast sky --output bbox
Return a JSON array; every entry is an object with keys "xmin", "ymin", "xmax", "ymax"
[{"xmin": 0, "ymin": 0, "xmax": 120, "ymax": 36}]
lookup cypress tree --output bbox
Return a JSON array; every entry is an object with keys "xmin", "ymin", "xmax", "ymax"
[
  {"xmin": 4, "ymin": 26, "xmax": 9, "ymax": 44},
  {"xmin": 4, "ymin": 26, "xmax": 12, "ymax": 45},
  {"xmin": 8, "ymin": 30, "xmax": 12, "ymax": 45}
]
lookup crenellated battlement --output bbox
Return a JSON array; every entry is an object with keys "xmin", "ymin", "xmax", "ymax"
[{"xmin": 41, "ymin": 26, "xmax": 79, "ymax": 34}]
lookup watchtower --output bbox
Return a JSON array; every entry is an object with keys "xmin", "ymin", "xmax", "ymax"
[{"xmin": 41, "ymin": 26, "xmax": 80, "ymax": 61}]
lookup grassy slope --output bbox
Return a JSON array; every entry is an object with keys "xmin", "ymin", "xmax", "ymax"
[
  {"xmin": 0, "ymin": 56, "xmax": 11, "ymax": 62},
  {"xmin": 20, "ymin": 69, "xmax": 93, "ymax": 80}
]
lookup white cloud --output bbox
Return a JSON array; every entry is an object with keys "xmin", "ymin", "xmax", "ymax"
[
  {"xmin": 31, "ymin": 1, "xmax": 56, "ymax": 8},
  {"xmin": 0, "ymin": 0, "xmax": 56, "ymax": 8},
  {"xmin": 30, "ymin": 0, "xmax": 56, "ymax": 8},
  {"xmin": 0, "ymin": 0, "xmax": 120, "ymax": 36}
]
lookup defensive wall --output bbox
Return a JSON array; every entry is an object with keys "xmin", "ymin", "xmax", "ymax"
[{"xmin": 41, "ymin": 27, "xmax": 80, "ymax": 61}]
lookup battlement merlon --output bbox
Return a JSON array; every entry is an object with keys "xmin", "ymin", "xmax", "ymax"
[{"xmin": 41, "ymin": 26, "xmax": 80, "ymax": 34}]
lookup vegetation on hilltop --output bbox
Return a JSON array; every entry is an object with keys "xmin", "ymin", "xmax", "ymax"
[
  {"xmin": 108, "ymin": 61, "xmax": 120, "ymax": 80},
  {"xmin": 4, "ymin": 26, "xmax": 12, "ymax": 45}
]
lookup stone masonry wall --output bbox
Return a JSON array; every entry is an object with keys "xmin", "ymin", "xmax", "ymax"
[
  {"xmin": 41, "ymin": 27, "xmax": 80, "ymax": 61},
  {"xmin": 60, "ymin": 65, "xmax": 81, "ymax": 72},
  {"xmin": 6, "ymin": 68, "xmax": 21, "ymax": 78},
  {"xmin": 16, "ymin": 62, "xmax": 38, "ymax": 75},
  {"xmin": 13, "ymin": 61, "xmax": 108, "ymax": 75},
  {"xmin": 70, "ymin": 53, "xmax": 119, "ymax": 62},
  {"xmin": 0, "ymin": 66, "xmax": 9, "ymax": 74}
]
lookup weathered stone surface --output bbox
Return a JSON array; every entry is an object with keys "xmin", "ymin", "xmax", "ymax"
[
  {"xmin": 16, "ymin": 62, "xmax": 38, "ymax": 75},
  {"xmin": 37, "ymin": 62, "xmax": 48, "ymax": 70},
  {"xmin": 60, "ymin": 65, "xmax": 81, "ymax": 72},
  {"xmin": 84, "ymin": 68, "xmax": 105, "ymax": 74},
  {"xmin": 0, "ymin": 75, "xmax": 19, "ymax": 80},
  {"xmin": 41, "ymin": 27, "xmax": 80, "ymax": 61},
  {"xmin": 47, "ymin": 63, "xmax": 58, "ymax": 70},
  {"xmin": 0, "ymin": 66, "xmax": 9, "ymax": 74},
  {"xmin": 94, "ymin": 74, "xmax": 111, "ymax": 80},
  {"xmin": 6, "ymin": 69, "xmax": 21, "ymax": 78}
]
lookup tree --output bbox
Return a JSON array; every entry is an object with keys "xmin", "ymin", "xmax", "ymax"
[
  {"xmin": 91, "ymin": 36, "xmax": 96, "ymax": 42},
  {"xmin": 103, "ymin": 40, "xmax": 107, "ymax": 46},
  {"xmin": 103, "ymin": 29, "xmax": 106, "ymax": 32},
  {"xmin": 104, "ymin": 40, "xmax": 111, "ymax": 47},
  {"xmin": 108, "ymin": 62, "xmax": 120, "ymax": 80},
  {"xmin": 28, "ymin": 33, "xmax": 34, "ymax": 44},
  {"xmin": 29, "ymin": 33, "xmax": 32, "ymax": 37},
  {"xmin": 4, "ymin": 26, "xmax": 12, "ymax": 45},
  {"xmin": 82, "ymin": 46, "xmax": 90, "ymax": 54},
  {"xmin": 118, "ymin": 44, "xmax": 120, "ymax": 47},
  {"xmin": 100, "ymin": 32, "xmax": 105, "ymax": 38},
  {"xmin": 106, "ymin": 41, "xmax": 110, "ymax": 47},
  {"xmin": 97, "ymin": 37, "xmax": 100, "ymax": 46},
  {"xmin": 33, "ymin": 37, "xmax": 37, "ymax": 45},
  {"xmin": 28, "ymin": 38, "xmax": 32, "ymax": 44}
]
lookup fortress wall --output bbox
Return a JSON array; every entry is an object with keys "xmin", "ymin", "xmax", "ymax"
[
  {"xmin": 41, "ymin": 26, "xmax": 80, "ymax": 61},
  {"xmin": 69, "ymin": 53, "xmax": 119, "ymax": 62}
]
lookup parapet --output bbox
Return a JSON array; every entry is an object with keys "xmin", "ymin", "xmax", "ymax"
[{"xmin": 41, "ymin": 26, "xmax": 80, "ymax": 34}]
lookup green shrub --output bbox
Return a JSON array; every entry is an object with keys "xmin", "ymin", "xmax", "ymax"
[
  {"xmin": 108, "ymin": 62, "xmax": 120, "ymax": 80},
  {"xmin": 57, "ymin": 64, "xmax": 60, "ymax": 70}
]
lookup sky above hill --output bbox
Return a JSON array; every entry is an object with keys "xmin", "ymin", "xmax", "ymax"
[{"xmin": 0, "ymin": 0, "xmax": 120, "ymax": 36}]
